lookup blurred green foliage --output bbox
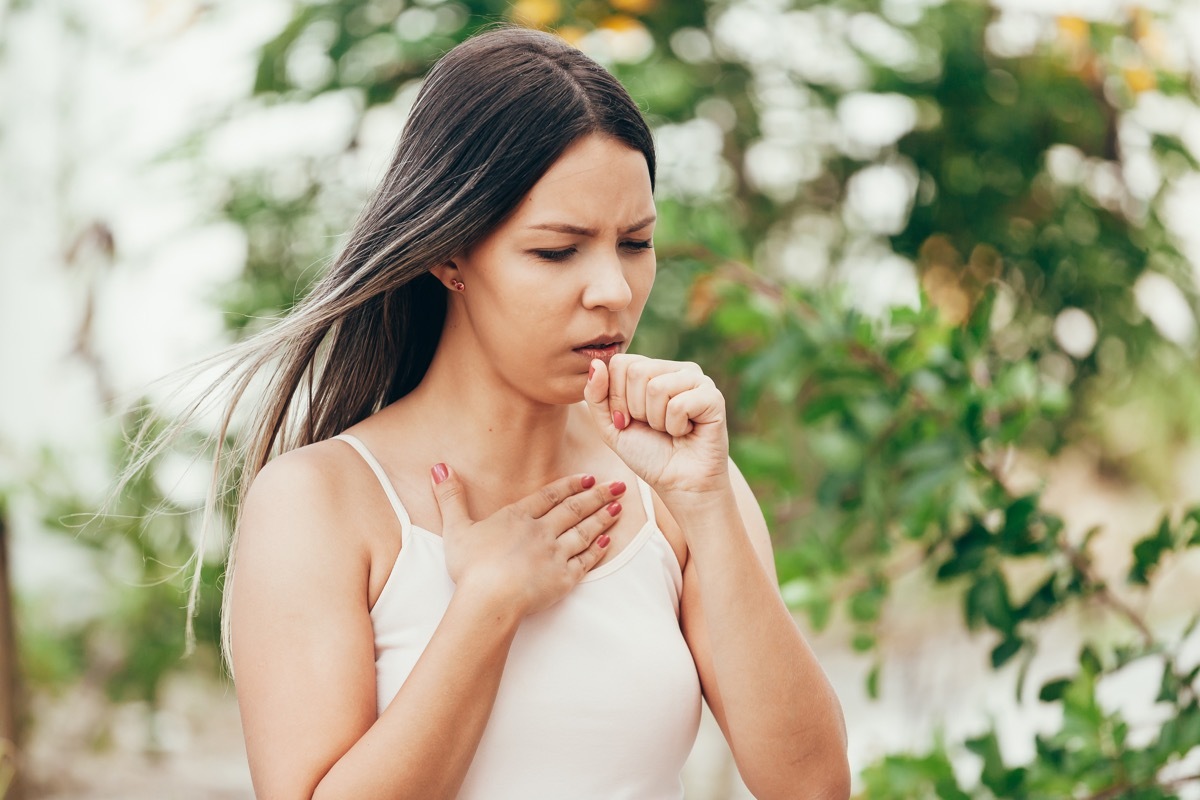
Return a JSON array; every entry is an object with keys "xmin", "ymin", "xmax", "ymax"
[
  {"xmin": 24, "ymin": 414, "xmax": 223, "ymax": 708},
  {"xmin": 12, "ymin": 0, "xmax": 1200, "ymax": 796}
]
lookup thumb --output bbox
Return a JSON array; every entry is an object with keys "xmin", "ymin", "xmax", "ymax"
[
  {"xmin": 430, "ymin": 463, "xmax": 471, "ymax": 529},
  {"xmin": 583, "ymin": 359, "xmax": 614, "ymax": 433}
]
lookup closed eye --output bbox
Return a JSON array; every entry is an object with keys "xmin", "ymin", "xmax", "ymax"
[
  {"xmin": 531, "ymin": 240, "xmax": 651, "ymax": 263},
  {"xmin": 532, "ymin": 247, "xmax": 576, "ymax": 262}
]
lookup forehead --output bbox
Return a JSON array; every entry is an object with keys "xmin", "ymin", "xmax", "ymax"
[{"xmin": 507, "ymin": 134, "xmax": 655, "ymax": 228}]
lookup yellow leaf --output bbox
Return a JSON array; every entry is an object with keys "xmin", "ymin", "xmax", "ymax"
[
  {"xmin": 1132, "ymin": 7, "xmax": 1155, "ymax": 40},
  {"xmin": 686, "ymin": 274, "xmax": 720, "ymax": 326},
  {"xmin": 1056, "ymin": 16, "xmax": 1089, "ymax": 44},
  {"xmin": 968, "ymin": 244, "xmax": 1003, "ymax": 284},
  {"xmin": 555, "ymin": 25, "xmax": 587, "ymax": 47},
  {"xmin": 510, "ymin": 0, "xmax": 561, "ymax": 29},
  {"xmin": 919, "ymin": 236, "xmax": 972, "ymax": 325},
  {"xmin": 1123, "ymin": 65, "xmax": 1157, "ymax": 94},
  {"xmin": 599, "ymin": 14, "xmax": 643, "ymax": 33},
  {"xmin": 611, "ymin": 0, "xmax": 656, "ymax": 15}
]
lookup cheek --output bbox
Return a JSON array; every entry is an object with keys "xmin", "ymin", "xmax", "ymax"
[
  {"xmin": 481, "ymin": 273, "xmax": 572, "ymax": 343},
  {"xmin": 630, "ymin": 261, "xmax": 656, "ymax": 309}
]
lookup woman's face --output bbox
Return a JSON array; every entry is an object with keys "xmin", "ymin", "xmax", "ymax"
[{"xmin": 450, "ymin": 133, "xmax": 657, "ymax": 404}]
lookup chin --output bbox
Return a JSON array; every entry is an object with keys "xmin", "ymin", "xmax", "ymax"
[{"xmin": 537, "ymin": 374, "xmax": 591, "ymax": 407}]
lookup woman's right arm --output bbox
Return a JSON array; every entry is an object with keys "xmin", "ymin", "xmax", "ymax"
[{"xmin": 231, "ymin": 449, "xmax": 622, "ymax": 799}]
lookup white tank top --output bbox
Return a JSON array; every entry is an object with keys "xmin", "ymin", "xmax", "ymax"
[{"xmin": 334, "ymin": 434, "xmax": 702, "ymax": 799}]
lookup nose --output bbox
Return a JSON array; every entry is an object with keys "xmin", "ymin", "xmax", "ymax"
[{"xmin": 581, "ymin": 250, "xmax": 633, "ymax": 311}]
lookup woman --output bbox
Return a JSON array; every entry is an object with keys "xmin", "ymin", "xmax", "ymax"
[{"xmin": 222, "ymin": 26, "xmax": 848, "ymax": 800}]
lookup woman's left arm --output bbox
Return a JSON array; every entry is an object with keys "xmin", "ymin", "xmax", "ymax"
[
  {"xmin": 675, "ymin": 462, "xmax": 849, "ymax": 800},
  {"xmin": 584, "ymin": 355, "xmax": 849, "ymax": 800}
]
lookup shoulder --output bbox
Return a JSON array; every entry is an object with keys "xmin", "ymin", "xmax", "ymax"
[
  {"xmin": 234, "ymin": 439, "xmax": 376, "ymax": 608},
  {"xmin": 242, "ymin": 436, "xmax": 400, "ymax": 532},
  {"xmin": 243, "ymin": 438, "xmax": 360, "ymax": 511}
]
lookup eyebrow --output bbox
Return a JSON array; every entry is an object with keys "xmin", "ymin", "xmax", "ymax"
[{"xmin": 527, "ymin": 215, "xmax": 657, "ymax": 237}]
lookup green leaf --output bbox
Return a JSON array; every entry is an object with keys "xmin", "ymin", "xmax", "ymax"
[
  {"xmin": 966, "ymin": 569, "xmax": 1014, "ymax": 633},
  {"xmin": 808, "ymin": 596, "xmax": 832, "ymax": 632},
  {"xmin": 1015, "ymin": 645, "xmax": 1037, "ymax": 701},
  {"xmin": 1128, "ymin": 516, "xmax": 1175, "ymax": 585},
  {"xmin": 1000, "ymin": 494, "xmax": 1040, "ymax": 555},
  {"xmin": 1039, "ymin": 678, "xmax": 1071, "ymax": 702},
  {"xmin": 867, "ymin": 662, "xmax": 881, "ymax": 700},
  {"xmin": 991, "ymin": 635, "xmax": 1024, "ymax": 668},
  {"xmin": 1080, "ymin": 646, "xmax": 1103, "ymax": 677},
  {"xmin": 849, "ymin": 580, "xmax": 888, "ymax": 623},
  {"xmin": 798, "ymin": 393, "xmax": 845, "ymax": 425},
  {"xmin": 966, "ymin": 729, "xmax": 1025, "ymax": 794},
  {"xmin": 936, "ymin": 521, "xmax": 991, "ymax": 581},
  {"xmin": 1017, "ymin": 576, "xmax": 1060, "ymax": 621},
  {"xmin": 1157, "ymin": 664, "xmax": 1179, "ymax": 703},
  {"xmin": 1186, "ymin": 507, "xmax": 1200, "ymax": 546}
]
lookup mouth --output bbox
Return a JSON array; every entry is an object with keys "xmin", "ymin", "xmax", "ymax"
[{"xmin": 572, "ymin": 336, "xmax": 625, "ymax": 362}]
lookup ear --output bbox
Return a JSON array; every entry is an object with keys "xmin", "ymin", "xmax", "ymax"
[{"xmin": 429, "ymin": 260, "xmax": 463, "ymax": 292}]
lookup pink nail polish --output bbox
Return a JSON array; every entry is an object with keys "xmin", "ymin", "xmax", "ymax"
[
  {"xmin": 609, "ymin": 481, "xmax": 626, "ymax": 496},
  {"xmin": 431, "ymin": 463, "xmax": 449, "ymax": 484},
  {"xmin": 607, "ymin": 502, "xmax": 622, "ymax": 516},
  {"xmin": 613, "ymin": 410, "xmax": 626, "ymax": 430},
  {"xmin": 581, "ymin": 474, "xmax": 596, "ymax": 489},
  {"xmin": 598, "ymin": 534, "xmax": 611, "ymax": 549}
]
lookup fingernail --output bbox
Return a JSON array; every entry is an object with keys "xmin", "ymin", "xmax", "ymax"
[
  {"xmin": 431, "ymin": 463, "xmax": 449, "ymax": 485},
  {"xmin": 609, "ymin": 481, "xmax": 626, "ymax": 496},
  {"xmin": 598, "ymin": 534, "xmax": 611, "ymax": 549},
  {"xmin": 607, "ymin": 502, "xmax": 622, "ymax": 516},
  {"xmin": 581, "ymin": 474, "xmax": 596, "ymax": 489},
  {"xmin": 588, "ymin": 364, "xmax": 596, "ymax": 381},
  {"xmin": 613, "ymin": 410, "xmax": 626, "ymax": 430}
]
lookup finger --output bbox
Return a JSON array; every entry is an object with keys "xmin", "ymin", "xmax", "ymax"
[
  {"xmin": 584, "ymin": 358, "xmax": 617, "ymax": 435},
  {"xmin": 557, "ymin": 495, "xmax": 622, "ymax": 556},
  {"xmin": 665, "ymin": 384, "xmax": 724, "ymax": 437},
  {"xmin": 430, "ymin": 463, "xmax": 472, "ymax": 528},
  {"xmin": 516, "ymin": 472, "xmax": 598, "ymax": 519},
  {"xmin": 544, "ymin": 477, "xmax": 628, "ymax": 532},
  {"xmin": 623, "ymin": 357, "xmax": 651, "ymax": 425},
  {"xmin": 567, "ymin": 526, "xmax": 615, "ymax": 581},
  {"xmin": 644, "ymin": 371, "xmax": 705, "ymax": 432},
  {"xmin": 606, "ymin": 354, "xmax": 632, "ymax": 431}
]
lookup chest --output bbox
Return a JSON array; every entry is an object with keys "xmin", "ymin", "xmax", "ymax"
[
  {"xmin": 364, "ymin": 467, "xmax": 684, "ymax": 603},
  {"xmin": 372, "ymin": 534, "xmax": 703, "ymax": 797}
]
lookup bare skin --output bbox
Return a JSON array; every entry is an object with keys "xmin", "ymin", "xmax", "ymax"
[{"xmin": 231, "ymin": 133, "xmax": 850, "ymax": 800}]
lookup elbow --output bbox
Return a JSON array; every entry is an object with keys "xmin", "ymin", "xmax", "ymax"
[
  {"xmin": 817, "ymin": 754, "xmax": 852, "ymax": 800},
  {"xmin": 740, "ymin": 744, "xmax": 851, "ymax": 800}
]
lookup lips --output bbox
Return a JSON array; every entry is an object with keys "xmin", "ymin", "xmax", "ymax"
[
  {"xmin": 572, "ymin": 333, "xmax": 625, "ymax": 351},
  {"xmin": 573, "ymin": 335, "xmax": 624, "ymax": 362}
]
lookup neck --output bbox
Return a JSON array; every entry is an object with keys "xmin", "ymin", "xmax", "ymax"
[{"xmin": 395, "ymin": 328, "xmax": 577, "ymax": 495}]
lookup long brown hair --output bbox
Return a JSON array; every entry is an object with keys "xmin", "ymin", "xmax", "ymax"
[{"xmin": 126, "ymin": 25, "xmax": 656, "ymax": 661}]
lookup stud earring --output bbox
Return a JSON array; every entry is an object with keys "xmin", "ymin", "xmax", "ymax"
[{"xmin": 451, "ymin": 279, "xmax": 465, "ymax": 291}]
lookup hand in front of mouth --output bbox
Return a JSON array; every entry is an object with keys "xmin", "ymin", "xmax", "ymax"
[{"xmin": 582, "ymin": 354, "xmax": 731, "ymax": 502}]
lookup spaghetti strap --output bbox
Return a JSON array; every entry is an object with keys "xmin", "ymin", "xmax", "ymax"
[
  {"xmin": 333, "ymin": 433, "xmax": 412, "ymax": 539},
  {"xmin": 636, "ymin": 477, "xmax": 656, "ymax": 527}
]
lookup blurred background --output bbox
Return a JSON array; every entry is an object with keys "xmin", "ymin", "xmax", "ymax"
[{"xmin": 3, "ymin": 0, "xmax": 1200, "ymax": 797}]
